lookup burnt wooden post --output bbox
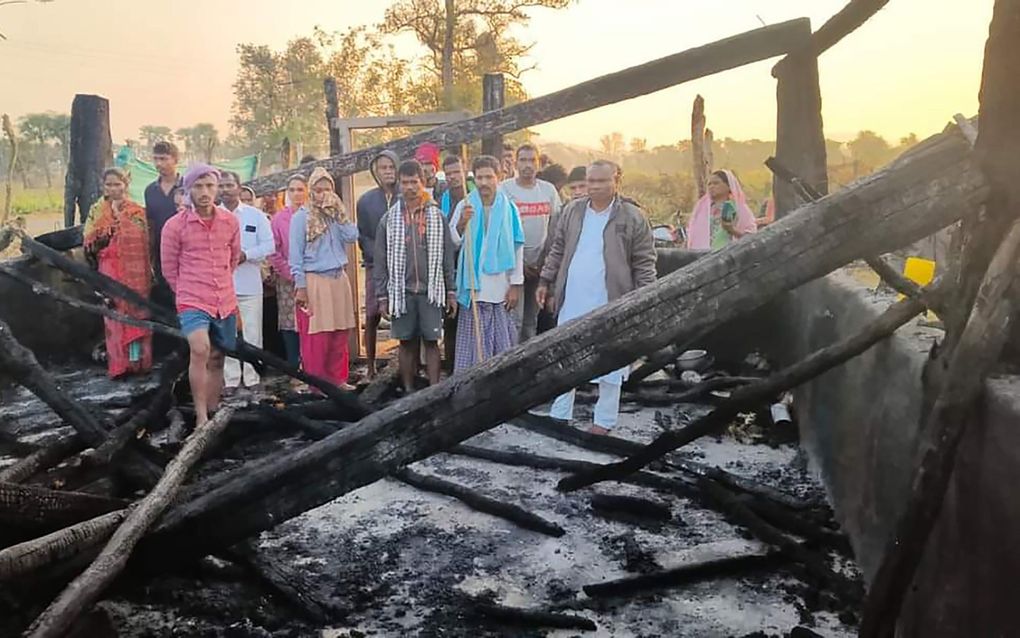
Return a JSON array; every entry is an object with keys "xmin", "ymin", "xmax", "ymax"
[
  {"xmin": 481, "ymin": 73, "xmax": 505, "ymax": 158},
  {"xmin": 691, "ymin": 95, "xmax": 708, "ymax": 199},
  {"xmin": 63, "ymin": 95, "xmax": 112, "ymax": 228},
  {"xmin": 772, "ymin": 46, "xmax": 827, "ymax": 217},
  {"xmin": 324, "ymin": 77, "xmax": 341, "ymax": 157}
]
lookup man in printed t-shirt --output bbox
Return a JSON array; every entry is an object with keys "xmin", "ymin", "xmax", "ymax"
[{"xmin": 499, "ymin": 143, "xmax": 561, "ymax": 342}]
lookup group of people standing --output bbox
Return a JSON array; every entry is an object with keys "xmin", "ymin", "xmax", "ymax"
[{"xmin": 81, "ymin": 137, "xmax": 754, "ymax": 434}]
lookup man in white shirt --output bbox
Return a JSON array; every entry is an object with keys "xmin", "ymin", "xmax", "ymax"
[
  {"xmin": 219, "ymin": 171, "xmax": 275, "ymax": 391},
  {"xmin": 537, "ymin": 160, "xmax": 657, "ymax": 434},
  {"xmin": 499, "ymin": 143, "xmax": 562, "ymax": 342},
  {"xmin": 449, "ymin": 155, "xmax": 525, "ymax": 371}
]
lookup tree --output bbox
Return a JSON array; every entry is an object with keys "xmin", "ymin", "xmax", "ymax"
[
  {"xmin": 380, "ymin": 0, "xmax": 572, "ymax": 110},
  {"xmin": 230, "ymin": 38, "xmax": 328, "ymax": 159},
  {"xmin": 599, "ymin": 132, "xmax": 625, "ymax": 158},
  {"xmin": 847, "ymin": 130, "xmax": 892, "ymax": 170},
  {"xmin": 629, "ymin": 137, "xmax": 648, "ymax": 154},
  {"xmin": 138, "ymin": 125, "xmax": 173, "ymax": 150},
  {"xmin": 175, "ymin": 123, "xmax": 219, "ymax": 162},
  {"xmin": 17, "ymin": 112, "xmax": 69, "ymax": 188}
]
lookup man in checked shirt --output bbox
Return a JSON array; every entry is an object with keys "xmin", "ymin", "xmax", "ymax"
[{"xmin": 161, "ymin": 164, "xmax": 241, "ymax": 426}]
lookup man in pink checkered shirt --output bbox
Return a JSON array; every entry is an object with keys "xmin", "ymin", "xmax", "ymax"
[{"xmin": 160, "ymin": 164, "xmax": 241, "ymax": 426}]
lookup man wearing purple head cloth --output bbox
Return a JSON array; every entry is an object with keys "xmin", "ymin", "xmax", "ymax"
[{"xmin": 161, "ymin": 164, "xmax": 241, "ymax": 426}]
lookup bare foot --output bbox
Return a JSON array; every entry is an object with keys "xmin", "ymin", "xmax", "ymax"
[{"xmin": 589, "ymin": 425, "xmax": 610, "ymax": 436}]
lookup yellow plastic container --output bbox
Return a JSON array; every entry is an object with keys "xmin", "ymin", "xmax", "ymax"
[{"xmin": 901, "ymin": 257, "xmax": 937, "ymax": 320}]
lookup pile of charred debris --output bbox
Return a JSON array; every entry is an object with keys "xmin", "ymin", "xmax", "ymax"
[{"xmin": 0, "ymin": 335, "xmax": 862, "ymax": 637}]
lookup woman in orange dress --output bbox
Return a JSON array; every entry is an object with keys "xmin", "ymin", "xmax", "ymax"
[{"xmin": 83, "ymin": 167, "xmax": 154, "ymax": 377}]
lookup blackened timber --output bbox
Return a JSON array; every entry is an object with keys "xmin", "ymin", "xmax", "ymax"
[
  {"xmin": 0, "ymin": 318, "xmax": 111, "ymax": 447},
  {"xmin": 0, "ymin": 436, "xmax": 84, "ymax": 484},
  {"xmin": 395, "ymin": 468, "xmax": 565, "ymax": 537},
  {"xmin": 63, "ymin": 95, "xmax": 112, "ymax": 228},
  {"xmin": 809, "ymin": 0, "xmax": 890, "ymax": 55},
  {"xmin": 558, "ymin": 294, "xmax": 931, "ymax": 492},
  {"xmin": 471, "ymin": 599, "xmax": 596, "ymax": 631},
  {"xmin": 0, "ymin": 510, "xmax": 125, "ymax": 583},
  {"xmin": 0, "ymin": 483, "xmax": 127, "ymax": 534},
  {"xmin": 772, "ymin": 45, "xmax": 827, "ymax": 216},
  {"xmin": 24, "ymin": 408, "xmax": 235, "ymax": 638},
  {"xmin": 246, "ymin": 20, "xmax": 812, "ymax": 194},
  {"xmin": 583, "ymin": 552, "xmax": 782, "ymax": 597},
  {"xmin": 135, "ymin": 127, "xmax": 986, "ymax": 562}
]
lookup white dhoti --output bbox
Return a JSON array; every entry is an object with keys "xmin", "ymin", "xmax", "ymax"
[
  {"xmin": 224, "ymin": 294, "xmax": 264, "ymax": 388},
  {"xmin": 548, "ymin": 205, "xmax": 627, "ymax": 429}
]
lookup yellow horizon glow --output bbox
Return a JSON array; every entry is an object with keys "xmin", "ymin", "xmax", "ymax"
[{"xmin": 0, "ymin": 0, "xmax": 991, "ymax": 150}]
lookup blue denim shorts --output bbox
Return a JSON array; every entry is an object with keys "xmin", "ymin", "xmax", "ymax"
[{"xmin": 178, "ymin": 309, "xmax": 238, "ymax": 352}]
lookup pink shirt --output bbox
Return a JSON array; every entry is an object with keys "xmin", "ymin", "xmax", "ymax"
[
  {"xmin": 160, "ymin": 206, "xmax": 241, "ymax": 318},
  {"xmin": 270, "ymin": 207, "xmax": 296, "ymax": 282}
]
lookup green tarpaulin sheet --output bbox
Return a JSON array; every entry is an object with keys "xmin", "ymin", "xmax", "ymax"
[{"xmin": 114, "ymin": 147, "xmax": 259, "ymax": 202}]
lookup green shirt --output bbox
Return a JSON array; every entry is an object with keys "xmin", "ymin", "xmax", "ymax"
[{"xmin": 710, "ymin": 200, "xmax": 737, "ymax": 250}]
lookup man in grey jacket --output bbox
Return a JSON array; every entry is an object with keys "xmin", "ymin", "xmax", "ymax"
[{"xmin": 537, "ymin": 160, "xmax": 656, "ymax": 434}]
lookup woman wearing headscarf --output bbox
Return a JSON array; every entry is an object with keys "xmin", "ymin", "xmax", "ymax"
[
  {"xmin": 270, "ymin": 175, "xmax": 307, "ymax": 366},
  {"xmin": 686, "ymin": 169, "xmax": 757, "ymax": 250},
  {"xmin": 83, "ymin": 167, "xmax": 153, "ymax": 378},
  {"xmin": 289, "ymin": 167, "xmax": 359, "ymax": 389}
]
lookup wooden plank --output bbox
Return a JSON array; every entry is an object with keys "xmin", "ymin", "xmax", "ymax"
[
  {"xmin": 331, "ymin": 110, "xmax": 471, "ymax": 131},
  {"xmin": 248, "ymin": 19, "xmax": 812, "ymax": 194},
  {"xmin": 810, "ymin": 0, "xmax": 890, "ymax": 55},
  {"xmin": 131, "ymin": 124, "xmax": 988, "ymax": 563}
]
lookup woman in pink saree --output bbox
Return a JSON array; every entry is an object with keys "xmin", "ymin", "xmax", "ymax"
[{"xmin": 686, "ymin": 169, "xmax": 757, "ymax": 250}]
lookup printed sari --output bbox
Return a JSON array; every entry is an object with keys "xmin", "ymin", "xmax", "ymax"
[{"xmin": 83, "ymin": 198, "xmax": 154, "ymax": 377}]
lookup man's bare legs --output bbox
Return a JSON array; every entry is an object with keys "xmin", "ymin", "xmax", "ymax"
[
  {"xmin": 206, "ymin": 349, "xmax": 226, "ymax": 416},
  {"xmin": 398, "ymin": 339, "xmax": 417, "ymax": 394},
  {"xmin": 365, "ymin": 314, "xmax": 381, "ymax": 380},
  {"xmin": 187, "ymin": 330, "xmax": 227, "ymax": 426},
  {"xmin": 187, "ymin": 331, "xmax": 212, "ymax": 426},
  {"xmin": 423, "ymin": 340, "xmax": 441, "ymax": 386}
]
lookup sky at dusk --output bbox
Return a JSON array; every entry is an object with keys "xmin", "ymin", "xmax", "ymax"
[{"xmin": 0, "ymin": 0, "xmax": 992, "ymax": 149}]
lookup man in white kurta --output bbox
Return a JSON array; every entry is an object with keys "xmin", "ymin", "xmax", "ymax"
[
  {"xmin": 220, "ymin": 171, "xmax": 275, "ymax": 391},
  {"xmin": 537, "ymin": 160, "xmax": 657, "ymax": 435}
]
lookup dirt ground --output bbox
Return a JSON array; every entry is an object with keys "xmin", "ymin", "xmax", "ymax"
[{"xmin": 1, "ymin": 363, "xmax": 862, "ymax": 638}]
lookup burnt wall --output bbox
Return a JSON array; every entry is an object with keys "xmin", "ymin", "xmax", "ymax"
[{"xmin": 765, "ymin": 269, "xmax": 1020, "ymax": 638}]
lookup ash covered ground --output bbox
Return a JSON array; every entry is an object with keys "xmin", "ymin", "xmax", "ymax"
[{"xmin": 1, "ymin": 366, "xmax": 861, "ymax": 637}]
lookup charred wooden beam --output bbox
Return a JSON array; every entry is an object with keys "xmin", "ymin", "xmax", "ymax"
[
  {"xmin": 24, "ymin": 407, "xmax": 235, "ymax": 638},
  {"xmin": 470, "ymin": 598, "xmax": 596, "ymax": 632},
  {"xmin": 15, "ymin": 229, "xmax": 174, "ymax": 323},
  {"xmin": 691, "ymin": 95, "xmax": 709, "ymax": 199},
  {"xmin": 583, "ymin": 551, "xmax": 782, "ymax": 598},
  {"xmin": 247, "ymin": 20, "xmax": 812, "ymax": 195},
  {"xmin": 0, "ymin": 510, "xmax": 125, "ymax": 583},
  {"xmin": 225, "ymin": 541, "xmax": 343, "ymax": 624},
  {"xmin": 0, "ymin": 483, "xmax": 127, "ymax": 535},
  {"xmin": 809, "ymin": 0, "xmax": 890, "ymax": 56},
  {"xmin": 589, "ymin": 493, "xmax": 672, "ymax": 522},
  {"xmin": 0, "ymin": 436, "xmax": 84, "ymax": 485},
  {"xmin": 395, "ymin": 468, "xmax": 564, "ymax": 537},
  {"xmin": 132, "ymin": 127, "xmax": 986, "ymax": 562},
  {"xmin": 558, "ymin": 293, "xmax": 932, "ymax": 492}
]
